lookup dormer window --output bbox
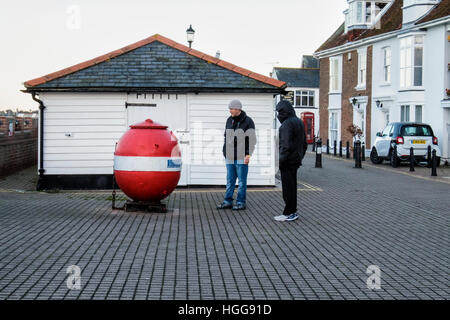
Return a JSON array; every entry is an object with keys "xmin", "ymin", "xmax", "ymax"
[{"xmin": 346, "ymin": 1, "xmax": 390, "ymax": 30}]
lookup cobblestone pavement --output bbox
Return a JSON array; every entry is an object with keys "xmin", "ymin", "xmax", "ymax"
[{"xmin": 0, "ymin": 154, "xmax": 448, "ymax": 300}]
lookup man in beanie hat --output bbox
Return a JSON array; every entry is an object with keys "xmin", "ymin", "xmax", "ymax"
[
  {"xmin": 273, "ymin": 100, "xmax": 307, "ymax": 222},
  {"xmin": 216, "ymin": 99, "xmax": 256, "ymax": 211}
]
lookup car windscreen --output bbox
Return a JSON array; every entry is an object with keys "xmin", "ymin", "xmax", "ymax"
[{"xmin": 400, "ymin": 125, "xmax": 433, "ymax": 137}]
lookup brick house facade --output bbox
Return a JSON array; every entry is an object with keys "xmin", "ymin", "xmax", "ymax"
[
  {"xmin": 318, "ymin": 47, "xmax": 374, "ymax": 149},
  {"xmin": 319, "ymin": 58, "xmax": 329, "ymax": 144},
  {"xmin": 341, "ymin": 47, "xmax": 373, "ymax": 146},
  {"xmin": 315, "ymin": 0, "xmax": 450, "ymax": 160}
]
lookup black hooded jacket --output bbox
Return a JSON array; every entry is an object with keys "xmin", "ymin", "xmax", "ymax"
[
  {"xmin": 222, "ymin": 110, "xmax": 257, "ymax": 161},
  {"xmin": 276, "ymin": 100, "xmax": 308, "ymax": 168}
]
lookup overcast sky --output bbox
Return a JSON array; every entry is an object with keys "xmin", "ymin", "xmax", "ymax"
[{"xmin": 0, "ymin": 0, "xmax": 347, "ymax": 111}]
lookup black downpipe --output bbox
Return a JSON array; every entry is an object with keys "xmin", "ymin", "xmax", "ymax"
[{"xmin": 32, "ymin": 93, "xmax": 45, "ymax": 187}]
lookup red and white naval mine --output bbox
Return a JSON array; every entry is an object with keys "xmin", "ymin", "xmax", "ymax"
[{"xmin": 113, "ymin": 119, "xmax": 181, "ymax": 202}]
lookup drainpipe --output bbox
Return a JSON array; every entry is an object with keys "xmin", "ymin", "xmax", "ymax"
[{"xmin": 31, "ymin": 92, "xmax": 45, "ymax": 179}]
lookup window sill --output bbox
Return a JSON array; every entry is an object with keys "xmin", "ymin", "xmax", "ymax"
[
  {"xmin": 379, "ymin": 82, "xmax": 391, "ymax": 87},
  {"xmin": 354, "ymin": 84, "xmax": 366, "ymax": 91},
  {"xmin": 329, "ymin": 91, "xmax": 341, "ymax": 95},
  {"xmin": 398, "ymin": 87, "xmax": 425, "ymax": 92}
]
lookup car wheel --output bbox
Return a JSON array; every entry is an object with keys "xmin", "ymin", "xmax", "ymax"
[
  {"xmin": 390, "ymin": 148, "xmax": 399, "ymax": 167},
  {"xmin": 370, "ymin": 147, "xmax": 383, "ymax": 164}
]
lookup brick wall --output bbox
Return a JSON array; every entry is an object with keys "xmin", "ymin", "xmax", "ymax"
[
  {"xmin": 0, "ymin": 138, "xmax": 38, "ymax": 177},
  {"xmin": 0, "ymin": 116, "xmax": 37, "ymax": 138},
  {"xmin": 341, "ymin": 47, "xmax": 373, "ymax": 148},
  {"xmin": 319, "ymin": 47, "xmax": 373, "ymax": 149},
  {"xmin": 319, "ymin": 58, "xmax": 329, "ymax": 142},
  {"xmin": 0, "ymin": 116, "xmax": 14, "ymax": 137}
]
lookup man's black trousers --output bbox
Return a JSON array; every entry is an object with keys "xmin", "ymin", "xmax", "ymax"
[{"xmin": 280, "ymin": 165, "xmax": 299, "ymax": 215}]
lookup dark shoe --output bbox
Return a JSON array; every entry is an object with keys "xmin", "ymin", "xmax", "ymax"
[
  {"xmin": 217, "ymin": 202, "xmax": 232, "ymax": 209},
  {"xmin": 232, "ymin": 203, "xmax": 246, "ymax": 210}
]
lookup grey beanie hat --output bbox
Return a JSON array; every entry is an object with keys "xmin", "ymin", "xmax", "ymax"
[{"xmin": 228, "ymin": 99, "xmax": 242, "ymax": 110}]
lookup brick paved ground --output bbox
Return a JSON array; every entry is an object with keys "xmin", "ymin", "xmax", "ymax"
[{"xmin": 0, "ymin": 153, "xmax": 448, "ymax": 300}]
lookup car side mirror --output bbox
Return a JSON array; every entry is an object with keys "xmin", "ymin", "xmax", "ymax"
[{"xmin": 376, "ymin": 132, "xmax": 382, "ymax": 137}]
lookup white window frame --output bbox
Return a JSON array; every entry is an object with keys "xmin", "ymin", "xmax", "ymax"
[
  {"xmin": 295, "ymin": 90, "xmax": 315, "ymax": 108},
  {"xmin": 356, "ymin": 48, "xmax": 367, "ymax": 90},
  {"xmin": 356, "ymin": 1, "xmax": 363, "ymax": 24},
  {"xmin": 401, "ymin": 105, "xmax": 410, "ymax": 122},
  {"xmin": 382, "ymin": 46, "xmax": 391, "ymax": 84},
  {"xmin": 415, "ymin": 105, "xmax": 423, "ymax": 123},
  {"xmin": 348, "ymin": 1, "xmax": 390, "ymax": 28},
  {"xmin": 400, "ymin": 35, "xmax": 424, "ymax": 89},
  {"xmin": 329, "ymin": 110, "xmax": 340, "ymax": 144},
  {"xmin": 329, "ymin": 57, "xmax": 340, "ymax": 93}
]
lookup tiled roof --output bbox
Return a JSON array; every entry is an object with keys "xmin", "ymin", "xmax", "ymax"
[
  {"xmin": 315, "ymin": 22, "xmax": 347, "ymax": 53},
  {"xmin": 273, "ymin": 68, "xmax": 319, "ymax": 88},
  {"xmin": 416, "ymin": 0, "xmax": 450, "ymax": 24},
  {"xmin": 316, "ymin": 0, "xmax": 403, "ymax": 53},
  {"xmin": 357, "ymin": 0, "xmax": 403, "ymax": 40},
  {"xmin": 315, "ymin": 0, "xmax": 449, "ymax": 54},
  {"xmin": 24, "ymin": 34, "xmax": 285, "ymax": 92}
]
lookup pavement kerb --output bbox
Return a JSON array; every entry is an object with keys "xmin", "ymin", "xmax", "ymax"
[{"xmin": 307, "ymin": 151, "xmax": 450, "ymax": 185}]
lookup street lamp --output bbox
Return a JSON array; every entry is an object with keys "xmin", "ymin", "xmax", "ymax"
[{"xmin": 186, "ymin": 24, "xmax": 195, "ymax": 48}]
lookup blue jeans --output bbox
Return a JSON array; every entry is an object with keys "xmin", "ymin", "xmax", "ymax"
[{"xmin": 224, "ymin": 160, "xmax": 249, "ymax": 205}]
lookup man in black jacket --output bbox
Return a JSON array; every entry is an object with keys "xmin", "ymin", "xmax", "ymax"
[
  {"xmin": 274, "ymin": 100, "xmax": 307, "ymax": 222},
  {"xmin": 217, "ymin": 99, "xmax": 257, "ymax": 211}
]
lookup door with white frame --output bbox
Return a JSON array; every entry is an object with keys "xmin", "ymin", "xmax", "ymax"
[
  {"xmin": 329, "ymin": 110, "xmax": 340, "ymax": 146},
  {"xmin": 126, "ymin": 93, "xmax": 189, "ymax": 186},
  {"xmin": 353, "ymin": 104, "xmax": 366, "ymax": 144}
]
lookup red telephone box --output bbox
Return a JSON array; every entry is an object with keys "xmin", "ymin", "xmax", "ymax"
[{"xmin": 300, "ymin": 112, "xmax": 315, "ymax": 144}]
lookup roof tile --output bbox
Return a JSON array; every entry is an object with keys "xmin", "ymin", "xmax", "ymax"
[{"xmin": 24, "ymin": 34, "xmax": 285, "ymax": 90}]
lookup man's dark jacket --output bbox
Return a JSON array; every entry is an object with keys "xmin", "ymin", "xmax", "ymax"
[
  {"xmin": 276, "ymin": 100, "xmax": 308, "ymax": 168},
  {"xmin": 222, "ymin": 110, "xmax": 256, "ymax": 161}
]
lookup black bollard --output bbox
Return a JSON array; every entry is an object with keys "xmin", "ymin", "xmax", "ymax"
[
  {"xmin": 346, "ymin": 141, "xmax": 350, "ymax": 159},
  {"xmin": 354, "ymin": 141, "xmax": 362, "ymax": 168},
  {"xmin": 315, "ymin": 138, "xmax": 322, "ymax": 168},
  {"xmin": 362, "ymin": 143, "xmax": 366, "ymax": 161},
  {"xmin": 312, "ymin": 136, "xmax": 316, "ymax": 152},
  {"xmin": 427, "ymin": 145, "xmax": 432, "ymax": 168},
  {"xmin": 431, "ymin": 149, "xmax": 437, "ymax": 176},
  {"xmin": 334, "ymin": 140, "xmax": 337, "ymax": 156},
  {"xmin": 392, "ymin": 145, "xmax": 398, "ymax": 168},
  {"xmin": 112, "ymin": 174, "xmax": 117, "ymax": 210},
  {"xmin": 326, "ymin": 139, "xmax": 330, "ymax": 154},
  {"xmin": 339, "ymin": 141, "xmax": 343, "ymax": 157},
  {"xmin": 409, "ymin": 147, "xmax": 415, "ymax": 172},
  {"xmin": 353, "ymin": 141, "xmax": 356, "ymax": 159}
]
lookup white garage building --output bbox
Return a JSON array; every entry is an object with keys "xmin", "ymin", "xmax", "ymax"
[{"xmin": 23, "ymin": 34, "xmax": 286, "ymax": 190}]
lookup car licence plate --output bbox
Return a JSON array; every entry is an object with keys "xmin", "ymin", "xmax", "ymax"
[{"xmin": 412, "ymin": 140, "xmax": 426, "ymax": 144}]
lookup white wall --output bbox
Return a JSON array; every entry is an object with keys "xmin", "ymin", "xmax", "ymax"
[
  {"xmin": 371, "ymin": 24, "xmax": 448, "ymax": 158},
  {"xmin": 39, "ymin": 92, "xmax": 127, "ymax": 175},
  {"xmin": 39, "ymin": 92, "xmax": 276, "ymax": 185},
  {"xmin": 424, "ymin": 24, "xmax": 447, "ymax": 159},
  {"xmin": 188, "ymin": 93, "xmax": 275, "ymax": 186},
  {"xmin": 327, "ymin": 55, "xmax": 343, "ymax": 143},
  {"xmin": 372, "ymin": 36, "xmax": 397, "ymax": 143}
]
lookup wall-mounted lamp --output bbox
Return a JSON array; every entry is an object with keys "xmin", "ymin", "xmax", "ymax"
[
  {"xmin": 352, "ymin": 97, "xmax": 358, "ymax": 106},
  {"xmin": 376, "ymin": 100, "xmax": 382, "ymax": 108}
]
